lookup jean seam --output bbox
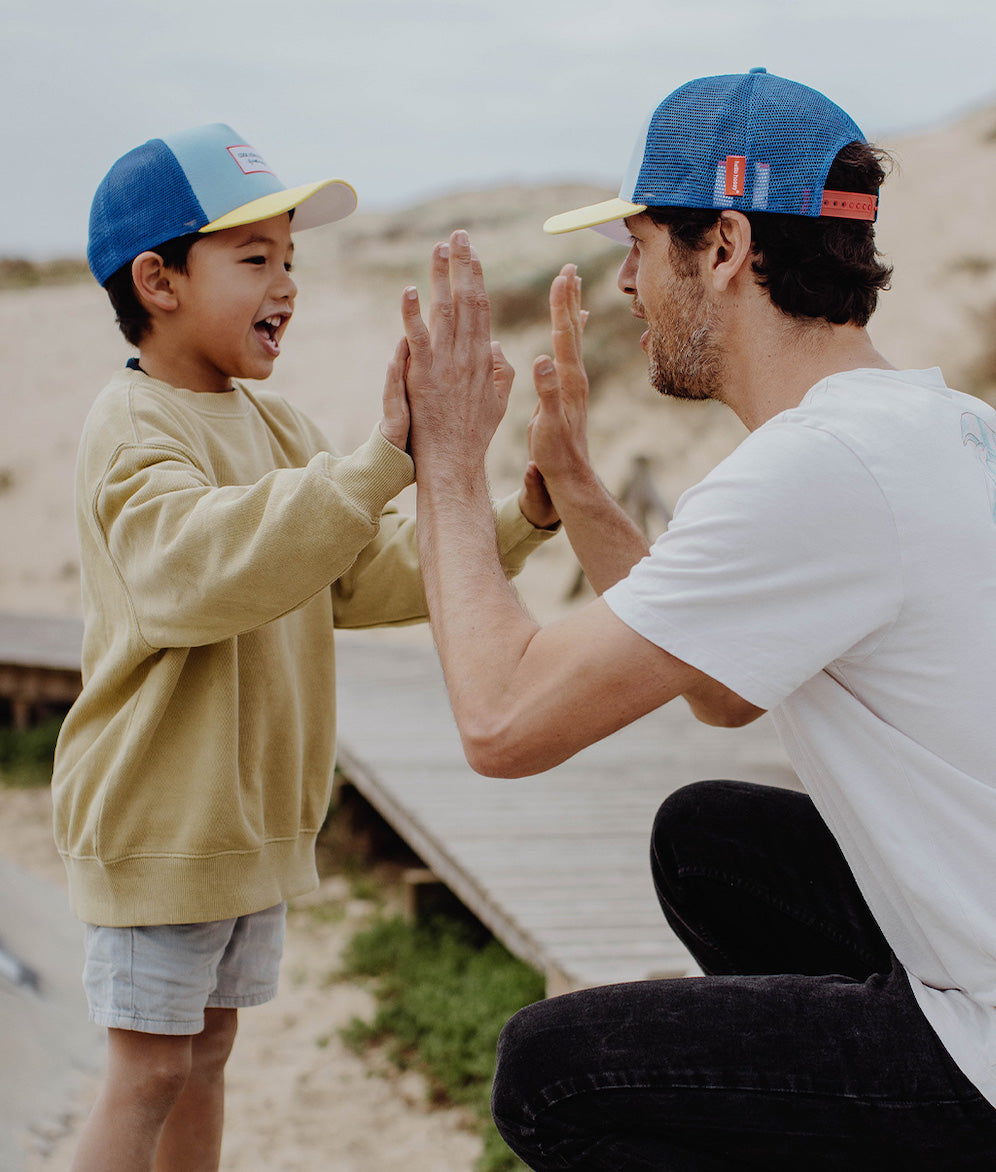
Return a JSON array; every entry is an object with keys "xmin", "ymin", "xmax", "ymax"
[
  {"xmin": 531, "ymin": 1075, "xmax": 977, "ymax": 1118},
  {"xmin": 676, "ymin": 863, "xmax": 885, "ymax": 968}
]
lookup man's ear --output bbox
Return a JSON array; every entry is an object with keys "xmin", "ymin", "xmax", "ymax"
[
  {"xmin": 131, "ymin": 252, "xmax": 180, "ymax": 314},
  {"xmin": 705, "ymin": 211, "xmax": 753, "ymax": 293}
]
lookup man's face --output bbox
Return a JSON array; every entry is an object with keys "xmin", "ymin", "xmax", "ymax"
[{"xmin": 616, "ymin": 214, "xmax": 724, "ymax": 402}]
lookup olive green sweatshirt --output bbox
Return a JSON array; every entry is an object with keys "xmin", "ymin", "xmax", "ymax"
[{"xmin": 53, "ymin": 368, "xmax": 553, "ymax": 926}]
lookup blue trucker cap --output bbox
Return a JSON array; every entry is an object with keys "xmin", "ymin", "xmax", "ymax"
[
  {"xmin": 544, "ymin": 69, "xmax": 877, "ymax": 240},
  {"xmin": 88, "ymin": 123, "xmax": 357, "ymax": 285}
]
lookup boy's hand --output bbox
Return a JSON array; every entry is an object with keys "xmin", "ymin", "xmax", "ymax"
[
  {"xmin": 490, "ymin": 337, "xmax": 556, "ymax": 527},
  {"xmin": 379, "ymin": 337, "xmax": 411, "ymax": 452},
  {"xmin": 518, "ymin": 461, "xmax": 559, "ymax": 529}
]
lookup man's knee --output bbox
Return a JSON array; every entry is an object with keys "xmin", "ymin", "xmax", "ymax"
[
  {"xmin": 493, "ymin": 999, "xmax": 545, "ymax": 1120},
  {"xmin": 652, "ymin": 780, "xmax": 732, "ymax": 882},
  {"xmin": 652, "ymin": 779, "xmax": 776, "ymax": 869},
  {"xmin": 654, "ymin": 778, "xmax": 750, "ymax": 836},
  {"xmin": 493, "ymin": 997, "xmax": 577, "ymax": 1167}
]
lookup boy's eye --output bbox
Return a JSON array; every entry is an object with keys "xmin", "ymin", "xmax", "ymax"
[
  {"xmin": 284, "ymin": 262, "xmax": 294, "ymax": 273},
  {"xmin": 244, "ymin": 255, "xmax": 267, "ymax": 265}
]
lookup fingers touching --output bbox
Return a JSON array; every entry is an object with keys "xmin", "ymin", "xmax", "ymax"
[{"xmin": 380, "ymin": 335, "xmax": 412, "ymax": 452}]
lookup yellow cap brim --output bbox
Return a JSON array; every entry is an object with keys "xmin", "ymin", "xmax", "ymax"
[
  {"xmin": 201, "ymin": 178, "xmax": 358, "ymax": 234},
  {"xmin": 543, "ymin": 196, "xmax": 646, "ymax": 235}
]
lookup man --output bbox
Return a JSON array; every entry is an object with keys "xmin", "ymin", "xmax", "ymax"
[{"xmin": 400, "ymin": 69, "xmax": 996, "ymax": 1168}]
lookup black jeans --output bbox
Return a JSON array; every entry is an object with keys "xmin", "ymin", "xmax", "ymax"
[{"xmin": 492, "ymin": 780, "xmax": 996, "ymax": 1169}]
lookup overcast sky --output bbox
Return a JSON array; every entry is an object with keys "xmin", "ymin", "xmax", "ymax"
[{"xmin": 3, "ymin": 0, "xmax": 995, "ymax": 260}]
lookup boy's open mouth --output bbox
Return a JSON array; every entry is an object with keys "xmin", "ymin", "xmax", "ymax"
[{"xmin": 255, "ymin": 314, "xmax": 288, "ymax": 356}]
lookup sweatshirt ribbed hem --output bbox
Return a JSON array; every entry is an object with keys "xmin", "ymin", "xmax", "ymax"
[{"xmin": 62, "ymin": 832, "xmax": 320, "ymax": 926}]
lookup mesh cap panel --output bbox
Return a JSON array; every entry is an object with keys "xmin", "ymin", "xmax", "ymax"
[
  {"xmin": 88, "ymin": 139, "xmax": 207, "ymax": 285},
  {"xmin": 629, "ymin": 71, "xmax": 864, "ymax": 216}
]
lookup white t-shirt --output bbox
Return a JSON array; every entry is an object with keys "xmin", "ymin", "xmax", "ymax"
[{"xmin": 604, "ymin": 367, "xmax": 996, "ymax": 1106}]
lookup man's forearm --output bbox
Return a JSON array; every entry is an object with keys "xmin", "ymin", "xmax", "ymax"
[
  {"xmin": 546, "ymin": 466, "xmax": 650, "ymax": 594},
  {"xmin": 415, "ymin": 460, "xmax": 543, "ymax": 764}
]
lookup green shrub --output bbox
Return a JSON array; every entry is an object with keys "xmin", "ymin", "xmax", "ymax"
[
  {"xmin": 339, "ymin": 911, "xmax": 544, "ymax": 1171},
  {"xmin": 0, "ymin": 715, "xmax": 63, "ymax": 786}
]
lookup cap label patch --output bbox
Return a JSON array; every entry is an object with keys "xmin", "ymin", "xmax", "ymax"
[
  {"xmin": 227, "ymin": 145, "xmax": 274, "ymax": 176},
  {"xmin": 725, "ymin": 156, "xmax": 747, "ymax": 198}
]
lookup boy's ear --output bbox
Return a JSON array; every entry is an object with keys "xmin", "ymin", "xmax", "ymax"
[{"xmin": 131, "ymin": 251, "xmax": 181, "ymax": 314}]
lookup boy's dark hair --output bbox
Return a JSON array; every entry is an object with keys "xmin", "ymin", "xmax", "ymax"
[
  {"xmin": 647, "ymin": 141, "xmax": 894, "ymax": 327},
  {"xmin": 104, "ymin": 232, "xmax": 202, "ymax": 346}
]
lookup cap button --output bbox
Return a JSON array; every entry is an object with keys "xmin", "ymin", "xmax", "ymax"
[{"xmin": 748, "ymin": 66, "xmax": 767, "ymax": 73}]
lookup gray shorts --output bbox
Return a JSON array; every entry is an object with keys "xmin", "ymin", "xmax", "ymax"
[{"xmin": 82, "ymin": 902, "xmax": 286, "ymax": 1035}]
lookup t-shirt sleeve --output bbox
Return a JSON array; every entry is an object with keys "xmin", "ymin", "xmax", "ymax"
[{"xmin": 603, "ymin": 421, "xmax": 903, "ymax": 710}]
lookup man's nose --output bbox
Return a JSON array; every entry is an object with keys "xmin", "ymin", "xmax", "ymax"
[{"xmin": 617, "ymin": 248, "xmax": 637, "ymax": 295}]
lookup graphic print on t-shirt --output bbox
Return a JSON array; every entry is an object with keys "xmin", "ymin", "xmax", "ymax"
[{"xmin": 961, "ymin": 412, "xmax": 996, "ymax": 523}]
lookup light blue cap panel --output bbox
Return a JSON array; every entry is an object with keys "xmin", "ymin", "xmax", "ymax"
[{"xmin": 159, "ymin": 123, "xmax": 287, "ymax": 223}]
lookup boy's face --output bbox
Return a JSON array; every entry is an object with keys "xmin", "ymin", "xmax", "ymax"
[{"xmin": 168, "ymin": 213, "xmax": 297, "ymax": 391}]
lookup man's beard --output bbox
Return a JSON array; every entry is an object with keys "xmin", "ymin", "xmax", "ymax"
[{"xmin": 645, "ymin": 276, "xmax": 724, "ymax": 402}]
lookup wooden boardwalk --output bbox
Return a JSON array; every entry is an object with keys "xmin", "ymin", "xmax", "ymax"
[
  {"xmin": 0, "ymin": 614, "xmax": 798, "ymax": 995},
  {"xmin": 334, "ymin": 630, "xmax": 797, "ymax": 994},
  {"xmin": 0, "ymin": 613, "xmax": 83, "ymax": 728}
]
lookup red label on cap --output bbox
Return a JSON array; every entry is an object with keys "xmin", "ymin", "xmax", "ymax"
[{"xmin": 725, "ymin": 156, "xmax": 747, "ymax": 198}]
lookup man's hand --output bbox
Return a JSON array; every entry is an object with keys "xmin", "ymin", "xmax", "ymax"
[
  {"xmin": 401, "ymin": 230, "xmax": 509, "ymax": 470},
  {"xmin": 527, "ymin": 264, "xmax": 592, "ymax": 490},
  {"xmin": 526, "ymin": 263, "xmax": 650, "ymax": 594},
  {"xmin": 379, "ymin": 336, "xmax": 412, "ymax": 452}
]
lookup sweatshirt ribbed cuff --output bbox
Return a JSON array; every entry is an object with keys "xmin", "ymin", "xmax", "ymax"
[{"xmin": 325, "ymin": 426, "xmax": 414, "ymax": 518}]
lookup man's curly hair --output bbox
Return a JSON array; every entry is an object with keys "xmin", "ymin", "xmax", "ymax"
[{"xmin": 647, "ymin": 141, "xmax": 894, "ymax": 328}]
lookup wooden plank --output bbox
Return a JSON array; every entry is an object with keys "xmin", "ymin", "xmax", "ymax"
[
  {"xmin": 333, "ymin": 630, "xmax": 795, "ymax": 993},
  {"xmin": 0, "ymin": 613, "xmax": 83, "ymax": 672},
  {"xmin": 0, "ymin": 614, "xmax": 84, "ymax": 727}
]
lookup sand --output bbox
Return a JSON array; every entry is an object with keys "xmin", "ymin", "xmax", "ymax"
[{"xmin": 1, "ymin": 784, "xmax": 485, "ymax": 1171}]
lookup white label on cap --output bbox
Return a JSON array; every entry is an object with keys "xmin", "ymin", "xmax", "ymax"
[
  {"xmin": 227, "ymin": 145, "xmax": 273, "ymax": 176},
  {"xmin": 752, "ymin": 162, "xmax": 770, "ymax": 211},
  {"xmin": 712, "ymin": 163, "xmax": 734, "ymax": 208}
]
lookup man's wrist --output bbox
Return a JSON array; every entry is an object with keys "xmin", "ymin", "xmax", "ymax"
[{"xmin": 542, "ymin": 459, "xmax": 601, "ymax": 504}]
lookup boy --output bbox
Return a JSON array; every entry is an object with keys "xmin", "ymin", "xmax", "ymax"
[{"xmin": 53, "ymin": 123, "xmax": 557, "ymax": 1171}]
